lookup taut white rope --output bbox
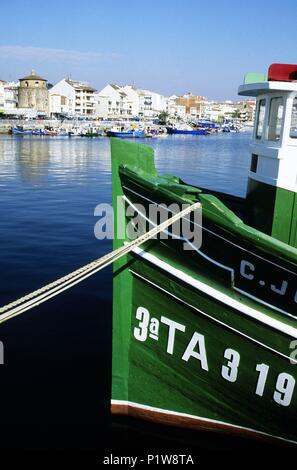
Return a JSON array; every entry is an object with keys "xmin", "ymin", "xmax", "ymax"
[{"xmin": 0, "ymin": 202, "xmax": 200, "ymax": 325}]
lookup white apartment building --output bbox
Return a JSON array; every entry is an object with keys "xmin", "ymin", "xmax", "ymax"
[
  {"xmin": 95, "ymin": 84, "xmax": 132, "ymax": 119},
  {"xmin": 121, "ymin": 85, "xmax": 140, "ymax": 117},
  {"xmin": 49, "ymin": 79, "xmax": 75, "ymax": 115},
  {"xmin": 138, "ymin": 89, "xmax": 167, "ymax": 118},
  {"xmin": 4, "ymin": 81, "xmax": 19, "ymax": 109},
  {"xmin": 201, "ymin": 101, "xmax": 237, "ymax": 121},
  {"xmin": 49, "ymin": 78, "xmax": 97, "ymax": 116},
  {"xmin": 71, "ymin": 80, "xmax": 97, "ymax": 116},
  {"xmin": 166, "ymin": 95, "xmax": 186, "ymax": 118},
  {"xmin": 0, "ymin": 80, "xmax": 18, "ymax": 112},
  {"xmin": 95, "ymin": 83, "xmax": 168, "ymax": 119}
]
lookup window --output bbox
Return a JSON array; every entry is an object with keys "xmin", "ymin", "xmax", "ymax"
[
  {"xmin": 256, "ymin": 99, "xmax": 266, "ymax": 139},
  {"xmin": 290, "ymin": 97, "xmax": 297, "ymax": 138},
  {"xmin": 267, "ymin": 97, "xmax": 283, "ymax": 141}
]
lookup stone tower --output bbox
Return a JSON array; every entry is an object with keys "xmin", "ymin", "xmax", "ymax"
[{"xmin": 18, "ymin": 70, "xmax": 49, "ymax": 112}]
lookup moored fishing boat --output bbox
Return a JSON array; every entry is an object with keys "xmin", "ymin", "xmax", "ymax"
[
  {"xmin": 43, "ymin": 128, "xmax": 57, "ymax": 136},
  {"xmin": 32, "ymin": 128, "xmax": 45, "ymax": 135},
  {"xmin": 79, "ymin": 126, "xmax": 100, "ymax": 137},
  {"xmin": 11, "ymin": 127, "xmax": 57, "ymax": 136},
  {"xmin": 80, "ymin": 132, "xmax": 99, "ymax": 137},
  {"xmin": 56, "ymin": 129, "xmax": 68, "ymax": 136},
  {"xmin": 196, "ymin": 120, "xmax": 218, "ymax": 129},
  {"xmin": 166, "ymin": 126, "xmax": 209, "ymax": 135},
  {"xmin": 106, "ymin": 130, "xmax": 146, "ymax": 138},
  {"xmin": 110, "ymin": 63, "xmax": 297, "ymax": 445},
  {"xmin": 11, "ymin": 127, "xmax": 33, "ymax": 135}
]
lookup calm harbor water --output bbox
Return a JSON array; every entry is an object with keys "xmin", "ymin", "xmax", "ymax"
[{"xmin": 0, "ymin": 132, "xmax": 254, "ymax": 453}]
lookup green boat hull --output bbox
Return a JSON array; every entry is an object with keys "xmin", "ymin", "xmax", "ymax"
[{"xmin": 111, "ymin": 138, "xmax": 297, "ymax": 445}]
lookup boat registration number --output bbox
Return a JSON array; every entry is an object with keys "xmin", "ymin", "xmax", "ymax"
[{"xmin": 133, "ymin": 306, "xmax": 296, "ymax": 408}]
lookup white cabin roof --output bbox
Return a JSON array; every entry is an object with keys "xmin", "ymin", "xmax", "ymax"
[{"xmin": 238, "ymin": 81, "xmax": 297, "ymax": 97}]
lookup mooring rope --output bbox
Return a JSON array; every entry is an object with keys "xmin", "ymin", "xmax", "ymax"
[{"xmin": 0, "ymin": 202, "xmax": 200, "ymax": 324}]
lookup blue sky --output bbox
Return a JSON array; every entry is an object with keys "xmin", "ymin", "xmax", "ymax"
[{"xmin": 1, "ymin": 0, "xmax": 297, "ymax": 100}]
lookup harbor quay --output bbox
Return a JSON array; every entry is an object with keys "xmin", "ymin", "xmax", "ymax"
[
  {"xmin": 0, "ymin": 117, "xmax": 252, "ymax": 137},
  {"xmin": 0, "ymin": 118, "xmax": 168, "ymax": 136},
  {"xmin": 0, "ymin": 70, "xmax": 255, "ymax": 136}
]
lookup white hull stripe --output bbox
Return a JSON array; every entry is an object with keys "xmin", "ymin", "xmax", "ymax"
[
  {"xmin": 233, "ymin": 286, "xmax": 293, "ymax": 317},
  {"xmin": 130, "ymin": 270, "xmax": 296, "ymax": 363},
  {"xmin": 111, "ymin": 399, "xmax": 297, "ymax": 445},
  {"xmin": 132, "ymin": 246, "xmax": 297, "ymax": 339}
]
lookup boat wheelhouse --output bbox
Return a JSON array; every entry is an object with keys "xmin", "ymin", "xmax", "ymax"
[
  {"xmin": 238, "ymin": 64, "xmax": 297, "ymax": 247},
  {"xmin": 110, "ymin": 64, "xmax": 297, "ymax": 445}
]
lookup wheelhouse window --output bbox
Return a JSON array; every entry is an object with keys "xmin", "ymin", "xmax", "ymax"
[
  {"xmin": 290, "ymin": 96, "xmax": 297, "ymax": 138},
  {"xmin": 267, "ymin": 97, "xmax": 283, "ymax": 141},
  {"xmin": 256, "ymin": 99, "xmax": 266, "ymax": 139}
]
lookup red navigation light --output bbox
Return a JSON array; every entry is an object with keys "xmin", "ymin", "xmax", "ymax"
[{"xmin": 268, "ymin": 63, "xmax": 297, "ymax": 82}]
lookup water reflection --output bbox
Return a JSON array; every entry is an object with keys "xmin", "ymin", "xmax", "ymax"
[
  {"xmin": 0, "ymin": 135, "xmax": 111, "ymax": 186},
  {"xmin": 0, "ymin": 133, "xmax": 251, "ymax": 195}
]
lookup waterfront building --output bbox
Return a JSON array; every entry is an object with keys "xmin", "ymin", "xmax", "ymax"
[
  {"xmin": 200, "ymin": 99, "xmax": 256, "ymax": 123},
  {"xmin": 236, "ymin": 99, "xmax": 256, "ymax": 122},
  {"xmin": 49, "ymin": 78, "xmax": 97, "ymax": 117},
  {"xmin": 138, "ymin": 89, "xmax": 167, "ymax": 119},
  {"xmin": 96, "ymin": 83, "xmax": 167, "ymax": 119},
  {"xmin": 121, "ymin": 85, "xmax": 141, "ymax": 117},
  {"xmin": 0, "ymin": 80, "xmax": 19, "ymax": 113},
  {"xmin": 49, "ymin": 79, "xmax": 75, "ymax": 116},
  {"xmin": 95, "ymin": 84, "xmax": 131, "ymax": 119},
  {"xmin": 200, "ymin": 100, "xmax": 237, "ymax": 122},
  {"xmin": 68, "ymin": 79, "xmax": 97, "ymax": 117},
  {"xmin": 3, "ymin": 81, "xmax": 19, "ymax": 110},
  {"xmin": 175, "ymin": 93, "xmax": 207, "ymax": 119},
  {"xmin": 167, "ymin": 95, "xmax": 186, "ymax": 119},
  {"xmin": 18, "ymin": 70, "xmax": 49, "ymax": 113}
]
